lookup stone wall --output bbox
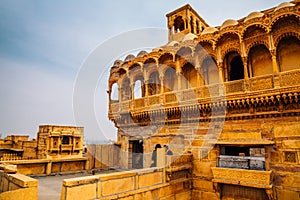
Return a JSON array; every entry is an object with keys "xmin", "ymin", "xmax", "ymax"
[
  {"xmin": 0, "ymin": 158, "xmax": 88, "ymax": 176},
  {"xmin": 61, "ymin": 167, "xmax": 191, "ymax": 200},
  {"xmin": 0, "ymin": 170, "xmax": 38, "ymax": 200},
  {"xmin": 86, "ymin": 144, "xmax": 120, "ymax": 170}
]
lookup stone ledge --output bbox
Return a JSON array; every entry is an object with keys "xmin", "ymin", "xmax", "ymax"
[{"xmin": 63, "ymin": 175, "xmax": 99, "ymax": 187}]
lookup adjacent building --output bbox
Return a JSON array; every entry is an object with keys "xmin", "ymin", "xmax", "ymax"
[{"xmin": 108, "ymin": 2, "xmax": 300, "ymax": 199}]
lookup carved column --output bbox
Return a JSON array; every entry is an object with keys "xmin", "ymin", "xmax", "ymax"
[
  {"xmin": 218, "ymin": 62, "xmax": 224, "ymax": 96},
  {"xmin": 242, "ymin": 57, "xmax": 249, "ymax": 92},
  {"xmin": 176, "ymin": 59, "xmax": 182, "ymax": 90},
  {"xmin": 159, "ymin": 75, "xmax": 165, "ymax": 104},
  {"xmin": 144, "ymin": 79, "xmax": 149, "ymax": 107},
  {"xmin": 242, "ymin": 57, "xmax": 249, "ymax": 80},
  {"xmin": 217, "ymin": 62, "xmax": 224, "ymax": 83},
  {"xmin": 270, "ymin": 50, "xmax": 280, "ymax": 88}
]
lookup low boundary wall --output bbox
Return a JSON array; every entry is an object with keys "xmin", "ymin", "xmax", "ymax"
[
  {"xmin": 61, "ymin": 167, "xmax": 191, "ymax": 200},
  {"xmin": 0, "ymin": 170, "xmax": 38, "ymax": 200},
  {"xmin": 0, "ymin": 158, "xmax": 88, "ymax": 176}
]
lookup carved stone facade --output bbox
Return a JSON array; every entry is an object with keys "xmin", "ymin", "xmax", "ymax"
[
  {"xmin": 37, "ymin": 125, "xmax": 84, "ymax": 159},
  {"xmin": 108, "ymin": 2, "xmax": 300, "ymax": 200}
]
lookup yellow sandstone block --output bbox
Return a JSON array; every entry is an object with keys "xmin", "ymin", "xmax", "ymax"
[
  {"xmin": 65, "ymin": 183, "xmax": 96, "ymax": 200},
  {"xmin": 101, "ymin": 177, "xmax": 135, "ymax": 196},
  {"xmin": 138, "ymin": 172, "xmax": 163, "ymax": 189}
]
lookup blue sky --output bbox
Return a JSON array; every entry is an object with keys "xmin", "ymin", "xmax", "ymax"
[{"xmin": 0, "ymin": 0, "xmax": 283, "ymax": 142}]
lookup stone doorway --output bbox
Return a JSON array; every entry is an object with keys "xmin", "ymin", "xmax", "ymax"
[{"xmin": 128, "ymin": 140, "xmax": 143, "ymax": 169}]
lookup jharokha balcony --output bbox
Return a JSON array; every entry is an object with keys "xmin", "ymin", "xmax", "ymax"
[{"xmin": 109, "ymin": 69, "xmax": 300, "ymax": 118}]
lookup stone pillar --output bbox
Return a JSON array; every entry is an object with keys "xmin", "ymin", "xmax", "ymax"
[
  {"xmin": 157, "ymin": 148, "xmax": 165, "ymax": 168},
  {"xmin": 242, "ymin": 57, "xmax": 249, "ymax": 80},
  {"xmin": 270, "ymin": 50, "xmax": 279, "ymax": 74},
  {"xmin": 160, "ymin": 75, "xmax": 165, "ymax": 104},
  {"xmin": 270, "ymin": 50, "xmax": 280, "ymax": 88},
  {"xmin": 46, "ymin": 162, "xmax": 52, "ymax": 175},
  {"xmin": 217, "ymin": 62, "xmax": 224, "ymax": 83}
]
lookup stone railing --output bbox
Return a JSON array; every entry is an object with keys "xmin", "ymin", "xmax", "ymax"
[
  {"xmin": 224, "ymin": 79, "xmax": 244, "ymax": 94},
  {"xmin": 61, "ymin": 168, "xmax": 165, "ymax": 200},
  {"xmin": 280, "ymin": 69, "xmax": 300, "ymax": 87},
  {"xmin": 0, "ymin": 166, "xmax": 38, "ymax": 200},
  {"xmin": 211, "ymin": 167, "xmax": 272, "ymax": 189},
  {"xmin": 148, "ymin": 94, "xmax": 160, "ymax": 105},
  {"xmin": 249, "ymin": 74, "xmax": 274, "ymax": 91},
  {"xmin": 109, "ymin": 69, "xmax": 300, "ymax": 113},
  {"xmin": 110, "ymin": 103, "xmax": 119, "ymax": 113},
  {"xmin": 218, "ymin": 155, "xmax": 265, "ymax": 170},
  {"xmin": 134, "ymin": 98, "xmax": 145, "ymax": 108}
]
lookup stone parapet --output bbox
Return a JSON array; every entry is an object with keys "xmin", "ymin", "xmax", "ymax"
[
  {"xmin": 0, "ymin": 170, "xmax": 38, "ymax": 200},
  {"xmin": 61, "ymin": 167, "xmax": 192, "ymax": 200}
]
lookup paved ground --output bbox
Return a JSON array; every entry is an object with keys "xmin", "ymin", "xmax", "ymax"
[
  {"xmin": 35, "ymin": 170, "xmax": 119, "ymax": 200},
  {"xmin": 36, "ymin": 173, "xmax": 89, "ymax": 200}
]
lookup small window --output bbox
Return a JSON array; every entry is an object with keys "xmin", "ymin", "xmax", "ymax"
[
  {"xmin": 284, "ymin": 151, "xmax": 297, "ymax": 163},
  {"xmin": 62, "ymin": 136, "xmax": 70, "ymax": 144}
]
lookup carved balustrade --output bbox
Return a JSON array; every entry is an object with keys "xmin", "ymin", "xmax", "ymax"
[
  {"xmin": 148, "ymin": 95, "xmax": 160, "ymax": 106},
  {"xmin": 224, "ymin": 79, "xmax": 245, "ymax": 94},
  {"xmin": 249, "ymin": 74, "xmax": 274, "ymax": 91},
  {"xmin": 110, "ymin": 103, "xmax": 119, "ymax": 113},
  {"xmin": 134, "ymin": 98, "xmax": 145, "ymax": 108},
  {"xmin": 211, "ymin": 167, "xmax": 272, "ymax": 189},
  {"xmin": 109, "ymin": 69, "xmax": 300, "ymax": 115},
  {"xmin": 280, "ymin": 69, "xmax": 300, "ymax": 87}
]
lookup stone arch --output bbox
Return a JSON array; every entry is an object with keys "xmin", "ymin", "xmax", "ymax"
[
  {"xmin": 174, "ymin": 16, "xmax": 185, "ymax": 32},
  {"xmin": 224, "ymin": 51, "xmax": 244, "ymax": 81},
  {"xmin": 176, "ymin": 46, "xmax": 193, "ymax": 58},
  {"xmin": 271, "ymin": 15, "xmax": 300, "ymax": 46},
  {"xmin": 248, "ymin": 44, "xmax": 272, "ymax": 77},
  {"xmin": 270, "ymin": 13, "xmax": 300, "ymax": 31},
  {"xmin": 148, "ymin": 70, "xmax": 160, "ymax": 95},
  {"xmin": 217, "ymin": 32, "xmax": 241, "ymax": 60},
  {"xmin": 158, "ymin": 53, "xmax": 174, "ymax": 67},
  {"xmin": 277, "ymin": 35, "xmax": 300, "ymax": 72},
  {"xmin": 181, "ymin": 62, "xmax": 198, "ymax": 89},
  {"xmin": 163, "ymin": 67, "xmax": 177, "ymax": 92},
  {"xmin": 110, "ymin": 82, "xmax": 119, "ymax": 101},
  {"xmin": 200, "ymin": 56, "xmax": 219, "ymax": 85},
  {"xmin": 242, "ymin": 24, "xmax": 268, "ymax": 39},
  {"xmin": 120, "ymin": 75, "xmax": 131, "ymax": 101},
  {"xmin": 133, "ymin": 74, "xmax": 145, "ymax": 99}
]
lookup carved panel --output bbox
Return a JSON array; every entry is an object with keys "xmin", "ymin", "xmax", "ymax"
[
  {"xmin": 225, "ymin": 80, "xmax": 245, "ymax": 94},
  {"xmin": 280, "ymin": 69, "xmax": 300, "ymax": 87},
  {"xmin": 249, "ymin": 75, "xmax": 274, "ymax": 91},
  {"xmin": 284, "ymin": 151, "xmax": 297, "ymax": 163}
]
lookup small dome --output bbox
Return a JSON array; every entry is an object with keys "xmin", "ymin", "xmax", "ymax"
[
  {"xmin": 220, "ymin": 19, "xmax": 238, "ymax": 30},
  {"xmin": 201, "ymin": 27, "xmax": 218, "ymax": 35},
  {"xmin": 244, "ymin": 12, "xmax": 264, "ymax": 22},
  {"xmin": 113, "ymin": 60, "xmax": 123, "ymax": 66},
  {"xmin": 182, "ymin": 33, "xmax": 198, "ymax": 42},
  {"xmin": 167, "ymin": 41, "xmax": 179, "ymax": 46},
  {"xmin": 124, "ymin": 54, "xmax": 135, "ymax": 62},
  {"xmin": 275, "ymin": 2, "xmax": 295, "ymax": 11},
  {"xmin": 137, "ymin": 50, "xmax": 147, "ymax": 57}
]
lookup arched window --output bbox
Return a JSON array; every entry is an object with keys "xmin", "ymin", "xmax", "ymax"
[
  {"xmin": 149, "ymin": 71, "xmax": 160, "ymax": 95},
  {"xmin": 201, "ymin": 57, "xmax": 219, "ymax": 85},
  {"xmin": 121, "ymin": 77, "xmax": 131, "ymax": 101},
  {"xmin": 134, "ymin": 80, "xmax": 142, "ymax": 99},
  {"xmin": 249, "ymin": 45, "xmax": 272, "ymax": 77},
  {"xmin": 277, "ymin": 36, "xmax": 300, "ymax": 72},
  {"xmin": 224, "ymin": 52, "xmax": 244, "ymax": 81},
  {"xmin": 182, "ymin": 63, "xmax": 198, "ymax": 89},
  {"xmin": 111, "ymin": 83, "xmax": 119, "ymax": 101},
  {"xmin": 174, "ymin": 16, "xmax": 185, "ymax": 32},
  {"xmin": 190, "ymin": 16, "xmax": 194, "ymax": 34},
  {"xmin": 164, "ymin": 67, "xmax": 177, "ymax": 92}
]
